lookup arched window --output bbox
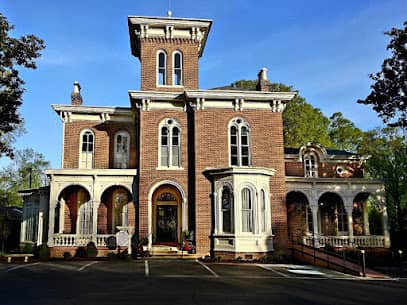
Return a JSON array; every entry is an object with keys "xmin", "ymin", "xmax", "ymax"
[
  {"xmin": 112, "ymin": 189, "xmax": 129, "ymax": 231},
  {"xmin": 241, "ymin": 188, "xmax": 253, "ymax": 233},
  {"xmin": 173, "ymin": 51, "xmax": 183, "ymax": 86},
  {"xmin": 157, "ymin": 50, "xmax": 167, "ymax": 85},
  {"xmin": 230, "ymin": 118, "xmax": 251, "ymax": 166},
  {"xmin": 77, "ymin": 189, "xmax": 92, "ymax": 235},
  {"xmin": 304, "ymin": 152, "xmax": 318, "ymax": 177},
  {"xmin": 159, "ymin": 119, "xmax": 181, "ymax": 168},
  {"xmin": 221, "ymin": 185, "xmax": 233, "ymax": 233},
  {"xmin": 260, "ymin": 189, "xmax": 267, "ymax": 233},
  {"xmin": 114, "ymin": 131, "xmax": 130, "ymax": 169},
  {"xmin": 80, "ymin": 130, "xmax": 94, "ymax": 169},
  {"xmin": 337, "ymin": 203, "xmax": 348, "ymax": 233}
]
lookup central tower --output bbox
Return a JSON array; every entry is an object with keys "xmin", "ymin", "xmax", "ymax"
[{"xmin": 128, "ymin": 16, "xmax": 212, "ymax": 91}]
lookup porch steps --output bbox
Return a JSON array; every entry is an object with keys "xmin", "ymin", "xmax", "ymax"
[
  {"xmin": 150, "ymin": 245, "xmax": 199, "ymax": 258},
  {"xmin": 291, "ymin": 244, "xmax": 389, "ymax": 278}
]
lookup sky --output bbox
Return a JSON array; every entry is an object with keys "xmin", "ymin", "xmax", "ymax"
[{"xmin": 1, "ymin": 0, "xmax": 406, "ymax": 168}]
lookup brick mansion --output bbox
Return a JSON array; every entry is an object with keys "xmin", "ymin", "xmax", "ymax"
[{"xmin": 19, "ymin": 14, "xmax": 390, "ymax": 258}]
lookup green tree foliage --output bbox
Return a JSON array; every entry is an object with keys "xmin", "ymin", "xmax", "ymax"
[
  {"xmin": 357, "ymin": 21, "xmax": 407, "ymax": 128},
  {"xmin": 329, "ymin": 112, "xmax": 364, "ymax": 152},
  {"xmin": 0, "ymin": 13, "xmax": 45, "ymax": 158},
  {"xmin": 0, "ymin": 148, "xmax": 50, "ymax": 207},
  {"xmin": 230, "ymin": 80, "xmax": 333, "ymax": 148},
  {"xmin": 357, "ymin": 128, "xmax": 407, "ymax": 231}
]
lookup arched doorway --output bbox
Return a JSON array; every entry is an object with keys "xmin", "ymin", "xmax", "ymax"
[
  {"xmin": 286, "ymin": 191, "xmax": 312, "ymax": 241},
  {"xmin": 99, "ymin": 186, "xmax": 134, "ymax": 234},
  {"xmin": 56, "ymin": 185, "xmax": 91, "ymax": 235},
  {"xmin": 318, "ymin": 192, "xmax": 347, "ymax": 236},
  {"xmin": 152, "ymin": 185, "xmax": 183, "ymax": 245}
]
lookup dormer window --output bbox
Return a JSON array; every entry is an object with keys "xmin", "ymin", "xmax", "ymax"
[
  {"xmin": 304, "ymin": 152, "xmax": 318, "ymax": 177},
  {"xmin": 173, "ymin": 51, "xmax": 183, "ymax": 86},
  {"xmin": 157, "ymin": 50, "xmax": 167, "ymax": 85},
  {"xmin": 230, "ymin": 118, "xmax": 251, "ymax": 166}
]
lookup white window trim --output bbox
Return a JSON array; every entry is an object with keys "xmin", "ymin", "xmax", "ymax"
[
  {"xmin": 172, "ymin": 50, "xmax": 183, "ymax": 86},
  {"xmin": 228, "ymin": 117, "xmax": 251, "ymax": 167},
  {"xmin": 114, "ymin": 130, "xmax": 130, "ymax": 169},
  {"xmin": 240, "ymin": 186, "xmax": 256, "ymax": 234},
  {"xmin": 79, "ymin": 129, "xmax": 94, "ymax": 169},
  {"xmin": 218, "ymin": 184, "xmax": 234, "ymax": 234},
  {"xmin": 158, "ymin": 118, "xmax": 182, "ymax": 169},
  {"xmin": 304, "ymin": 151, "xmax": 318, "ymax": 178},
  {"xmin": 156, "ymin": 50, "xmax": 167, "ymax": 86}
]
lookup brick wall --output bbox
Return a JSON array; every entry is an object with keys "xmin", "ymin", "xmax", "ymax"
[
  {"xmin": 139, "ymin": 38, "xmax": 199, "ymax": 91},
  {"xmin": 137, "ymin": 109, "xmax": 189, "ymax": 241},
  {"xmin": 63, "ymin": 121, "xmax": 136, "ymax": 169},
  {"xmin": 285, "ymin": 160, "xmax": 363, "ymax": 178},
  {"xmin": 193, "ymin": 109, "xmax": 288, "ymax": 253}
]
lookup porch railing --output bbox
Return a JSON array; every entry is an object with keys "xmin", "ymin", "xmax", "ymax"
[
  {"xmin": 302, "ymin": 235, "xmax": 385, "ymax": 248},
  {"xmin": 53, "ymin": 234, "xmax": 112, "ymax": 247}
]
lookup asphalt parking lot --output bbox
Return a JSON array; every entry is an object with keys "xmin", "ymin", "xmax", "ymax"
[{"xmin": 1, "ymin": 259, "xmax": 406, "ymax": 305}]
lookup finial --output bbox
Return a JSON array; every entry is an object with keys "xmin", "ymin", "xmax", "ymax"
[{"xmin": 167, "ymin": 10, "xmax": 172, "ymax": 17}]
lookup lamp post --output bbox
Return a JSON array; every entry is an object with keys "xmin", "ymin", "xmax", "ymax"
[
  {"xmin": 360, "ymin": 249, "xmax": 366, "ymax": 277},
  {"xmin": 399, "ymin": 250, "xmax": 403, "ymax": 278}
]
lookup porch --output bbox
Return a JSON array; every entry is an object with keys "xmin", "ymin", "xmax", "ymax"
[{"xmin": 286, "ymin": 178, "xmax": 391, "ymax": 249}]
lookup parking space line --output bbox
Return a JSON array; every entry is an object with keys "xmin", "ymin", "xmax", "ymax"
[
  {"xmin": 196, "ymin": 259, "xmax": 219, "ymax": 278},
  {"xmin": 5, "ymin": 262, "xmax": 40, "ymax": 273},
  {"xmin": 144, "ymin": 260, "xmax": 150, "ymax": 277},
  {"xmin": 257, "ymin": 264, "xmax": 290, "ymax": 278},
  {"xmin": 78, "ymin": 261, "xmax": 99, "ymax": 271}
]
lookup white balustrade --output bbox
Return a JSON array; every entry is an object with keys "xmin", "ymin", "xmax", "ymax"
[
  {"xmin": 302, "ymin": 235, "xmax": 385, "ymax": 248},
  {"xmin": 96, "ymin": 235, "xmax": 111, "ymax": 247},
  {"xmin": 53, "ymin": 234, "xmax": 92, "ymax": 247}
]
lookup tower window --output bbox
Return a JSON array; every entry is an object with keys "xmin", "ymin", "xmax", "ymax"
[
  {"xmin": 157, "ymin": 51, "xmax": 167, "ymax": 85},
  {"xmin": 173, "ymin": 51, "xmax": 183, "ymax": 86}
]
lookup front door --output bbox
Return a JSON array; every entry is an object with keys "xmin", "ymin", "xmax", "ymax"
[{"xmin": 156, "ymin": 205, "xmax": 178, "ymax": 243}]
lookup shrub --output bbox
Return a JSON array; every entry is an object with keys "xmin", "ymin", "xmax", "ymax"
[
  {"xmin": 22, "ymin": 243, "xmax": 33, "ymax": 253},
  {"xmin": 107, "ymin": 252, "xmax": 117, "ymax": 260},
  {"xmin": 37, "ymin": 244, "xmax": 50, "ymax": 261},
  {"xmin": 216, "ymin": 256, "xmax": 222, "ymax": 262},
  {"xmin": 63, "ymin": 252, "xmax": 72, "ymax": 260},
  {"xmin": 86, "ymin": 242, "xmax": 98, "ymax": 258},
  {"xmin": 75, "ymin": 246, "xmax": 87, "ymax": 258}
]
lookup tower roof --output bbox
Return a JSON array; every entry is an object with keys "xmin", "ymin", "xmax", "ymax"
[{"xmin": 128, "ymin": 16, "xmax": 212, "ymax": 58}]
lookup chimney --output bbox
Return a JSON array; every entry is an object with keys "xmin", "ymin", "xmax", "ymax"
[
  {"xmin": 71, "ymin": 81, "xmax": 83, "ymax": 105},
  {"xmin": 256, "ymin": 67, "xmax": 270, "ymax": 92}
]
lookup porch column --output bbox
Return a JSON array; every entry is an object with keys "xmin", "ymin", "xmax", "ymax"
[
  {"xmin": 363, "ymin": 202, "xmax": 370, "ymax": 235},
  {"xmin": 37, "ymin": 212, "xmax": 44, "ymax": 246},
  {"xmin": 345, "ymin": 205, "xmax": 354, "ymax": 246},
  {"xmin": 310, "ymin": 204, "xmax": 320, "ymax": 248},
  {"xmin": 47, "ymin": 176, "xmax": 57, "ymax": 247},
  {"xmin": 59, "ymin": 199, "xmax": 65, "ymax": 233},
  {"xmin": 382, "ymin": 206, "xmax": 391, "ymax": 248},
  {"xmin": 92, "ymin": 201, "xmax": 100, "ymax": 244},
  {"xmin": 47, "ymin": 199, "xmax": 56, "ymax": 247}
]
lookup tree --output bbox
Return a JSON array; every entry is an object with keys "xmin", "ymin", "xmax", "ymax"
[
  {"xmin": 0, "ymin": 13, "xmax": 45, "ymax": 158},
  {"xmin": 357, "ymin": 21, "xmax": 407, "ymax": 128},
  {"xmin": 0, "ymin": 148, "xmax": 50, "ymax": 207},
  {"xmin": 357, "ymin": 128, "xmax": 407, "ymax": 231},
  {"xmin": 230, "ymin": 80, "xmax": 333, "ymax": 148},
  {"xmin": 329, "ymin": 112, "xmax": 364, "ymax": 152}
]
